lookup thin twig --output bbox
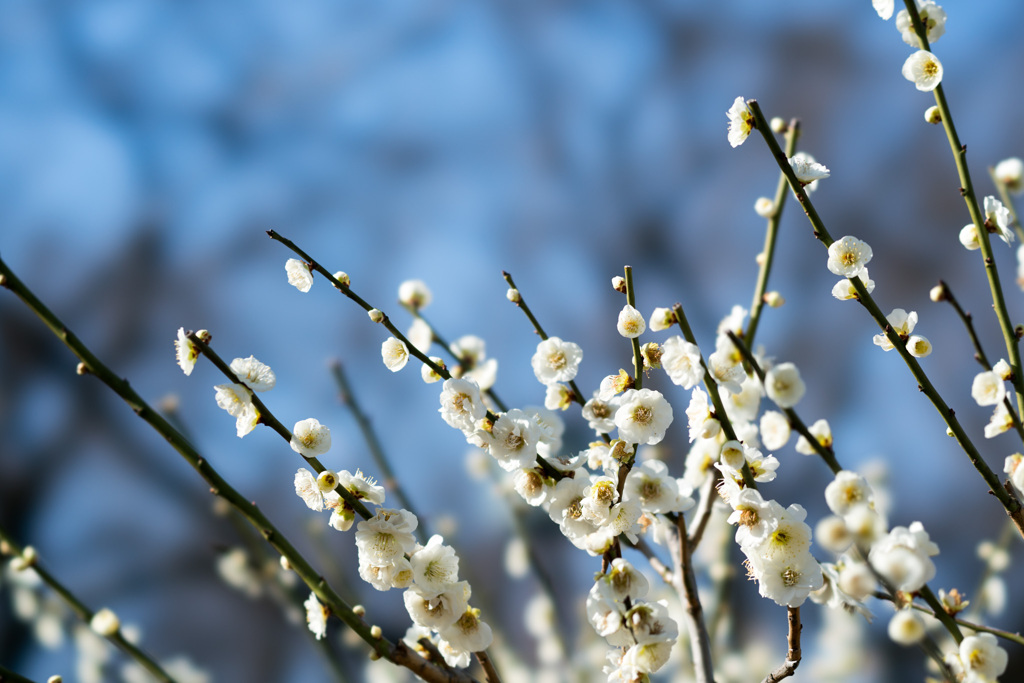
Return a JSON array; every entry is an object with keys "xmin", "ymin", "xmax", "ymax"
[
  {"xmin": 759, "ymin": 607, "xmax": 801, "ymax": 683},
  {"xmin": 668, "ymin": 513, "xmax": 715, "ymax": 683}
]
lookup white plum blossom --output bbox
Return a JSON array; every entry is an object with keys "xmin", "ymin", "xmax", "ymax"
[
  {"xmin": 229, "ymin": 356, "xmax": 276, "ymax": 392},
  {"xmin": 398, "ymin": 279, "xmax": 432, "ymax": 309},
  {"xmin": 984, "ymin": 195, "xmax": 1014, "ymax": 246},
  {"xmin": 304, "ymin": 592, "xmax": 328, "ymax": 640},
  {"xmin": 824, "ymin": 471, "xmax": 873, "ymax": 517},
  {"xmin": 174, "ymin": 328, "xmax": 200, "ymax": 376},
  {"xmin": 760, "ymin": 410, "xmax": 791, "ymax": 450},
  {"xmin": 995, "ymin": 157, "xmax": 1024, "ymax": 193},
  {"xmin": 649, "ymin": 307, "xmax": 676, "ymax": 331},
  {"xmin": 614, "ymin": 389, "xmax": 673, "ymax": 445},
  {"xmin": 972, "ymin": 370, "xmax": 1006, "ymax": 407},
  {"xmin": 832, "ymin": 269, "xmax": 876, "ymax": 300},
  {"xmin": 355, "ymin": 508, "xmax": 419, "ymax": 568},
  {"xmin": 753, "ymin": 550, "xmax": 824, "ymax": 608},
  {"xmin": 406, "ymin": 317, "xmax": 433, "ymax": 353},
  {"xmin": 727, "ymin": 96, "xmax": 755, "ymax": 148},
  {"xmin": 827, "ymin": 236, "xmax": 873, "ymax": 278},
  {"xmin": 873, "ymin": 0, "xmax": 894, "ymax": 20},
  {"xmin": 403, "ymin": 581, "xmax": 470, "ymax": 630},
  {"xmin": 1005, "ymin": 454, "xmax": 1024, "ymax": 495},
  {"xmin": 214, "ymin": 383, "xmax": 259, "ymax": 437},
  {"xmin": 582, "ymin": 394, "xmax": 619, "ymax": 434},
  {"xmin": 290, "ymin": 418, "xmax": 331, "ymax": 457},
  {"xmin": 438, "ymin": 608, "xmax": 493, "ymax": 662},
  {"xmin": 946, "ymin": 633, "xmax": 1008, "ymax": 681},
  {"xmin": 795, "ymin": 418, "xmax": 832, "ymax": 455},
  {"xmin": 764, "ymin": 362, "xmax": 806, "ymax": 409},
  {"xmin": 789, "ymin": 152, "xmax": 830, "ymax": 188},
  {"xmin": 960, "ymin": 223, "xmax": 982, "ymax": 251},
  {"xmin": 295, "ymin": 468, "xmax": 329, "ymax": 512},
  {"xmin": 685, "ymin": 387, "xmax": 720, "ymax": 442},
  {"xmin": 906, "ymin": 335, "xmax": 932, "ymax": 358},
  {"xmin": 873, "ymin": 309, "xmax": 918, "ymax": 350},
  {"xmin": 896, "ymin": 1, "xmax": 946, "ymax": 48},
  {"xmin": 869, "ymin": 522, "xmax": 939, "ymax": 593},
  {"xmin": 410, "ymin": 535, "xmax": 459, "ymax": 593},
  {"xmin": 616, "ymin": 305, "xmax": 646, "ymax": 338},
  {"xmin": 285, "ymin": 258, "xmax": 313, "ymax": 292},
  {"xmin": 438, "ymin": 378, "xmax": 486, "ymax": 433},
  {"xmin": 661, "ymin": 336, "xmax": 704, "ymax": 389},
  {"xmin": 487, "ymin": 409, "xmax": 540, "ymax": 472},
  {"xmin": 381, "ymin": 337, "xmax": 410, "ymax": 372},
  {"xmin": 985, "ymin": 402, "xmax": 1014, "ymax": 438},
  {"xmin": 623, "ymin": 460, "xmax": 695, "ymax": 514},
  {"xmin": 531, "ymin": 337, "xmax": 583, "ymax": 386},
  {"xmin": 902, "ymin": 50, "xmax": 943, "ymax": 91}
]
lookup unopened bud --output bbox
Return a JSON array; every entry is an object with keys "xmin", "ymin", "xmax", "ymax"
[
  {"xmin": 929, "ymin": 283, "xmax": 948, "ymax": 302},
  {"xmin": 755, "ymin": 252, "xmax": 767, "ymax": 266},
  {"xmin": 279, "ymin": 556, "xmax": 292, "ymax": 572},
  {"xmin": 0, "ymin": 274, "xmax": 7, "ymax": 287},
  {"xmin": 90, "ymin": 608, "xmax": 121, "ymax": 637},
  {"xmin": 770, "ymin": 117, "xmax": 787, "ymax": 134},
  {"xmin": 76, "ymin": 362, "xmax": 89, "ymax": 375},
  {"xmin": 333, "ymin": 271, "xmax": 350, "ymax": 287},
  {"xmin": 370, "ymin": 625, "xmax": 382, "ymax": 639},
  {"xmin": 764, "ymin": 291, "xmax": 785, "ymax": 308},
  {"xmin": 12, "ymin": 546, "xmax": 37, "ymax": 571},
  {"xmin": 368, "ymin": 309, "xmax": 384, "ymax": 323},
  {"xmin": 649, "ymin": 307, "xmax": 676, "ymax": 331},
  {"xmin": 316, "ymin": 470, "xmax": 338, "ymax": 493},
  {"xmin": 754, "ymin": 197, "xmax": 774, "ymax": 218},
  {"xmin": 506, "ymin": 287, "xmax": 521, "ymax": 303},
  {"xmin": 195, "ymin": 329, "xmax": 212, "ymax": 343},
  {"xmin": 611, "ymin": 276, "xmax": 626, "ymax": 293},
  {"xmin": 398, "ymin": 280, "xmax": 431, "ymax": 309},
  {"xmin": 47, "ymin": 677, "xmax": 63, "ymax": 683},
  {"xmin": 924, "ymin": 106, "xmax": 941, "ymax": 124},
  {"xmin": 353, "ymin": 604, "xmax": 366, "ymax": 617}
]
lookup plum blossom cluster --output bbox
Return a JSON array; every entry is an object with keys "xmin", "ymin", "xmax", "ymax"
[
  {"xmin": 879, "ymin": 1, "xmax": 947, "ymax": 91},
  {"xmin": 294, "ymin": 465, "xmax": 493, "ymax": 666},
  {"xmin": 586, "ymin": 558, "xmax": 679, "ymax": 679}
]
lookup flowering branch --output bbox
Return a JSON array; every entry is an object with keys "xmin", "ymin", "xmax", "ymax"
[
  {"xmin": 726, "ymin": 331, "xmax": 842, "ymax": 474},
  {"xmin": 901, "ymin": 0, "xmax": 1024, "ymax": 419},
  {"xmin": 746, "ymin": 99, "xmax": 1024, "ymax": 540},
  {"xmin": 759, "ymin": 607, "xmax": 801, "ymax": 683},
  {"xmin": 0, "ymin": 528, "xmax": 174, "ymax": 682},
  {"xmin": 745, "ymin": 119, "xmax": 801, "ymax": 349},
  {"xmin": 0, "ymin": 257, "xmax": 478, "ymax": 683},
  {"xmin": 671, "ymin": 302, "xmax": 757, "ymax": 489},
  {"xmin": 988, "ymin": 167, "xmax": 1024, "ymax": 242},
  {"xmin": 329, "ymin": 359, "xmax": 427, "ymax": 543},
  {"xmin": 624, "ymin": 266, "xmax": 644, "ymax": 391},
  {"xmin": 186, "ymin": 333, "xmax": 375, "ymax": 521}
]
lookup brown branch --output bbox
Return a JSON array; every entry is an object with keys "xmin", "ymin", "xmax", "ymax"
[{"xmin": 760, "ymin": 607, "xmax": 801, "ymax": 683}]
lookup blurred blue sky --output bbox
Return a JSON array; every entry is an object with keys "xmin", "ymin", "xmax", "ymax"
[{"xmin": 2, "ymin": 1, "xmax": 1024, "ymax": 681}]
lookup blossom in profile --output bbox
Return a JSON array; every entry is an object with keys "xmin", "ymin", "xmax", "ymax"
[
  {"xmin": 285, "ymin": 258, "xmax": 313, "ymax": 292},
  {"xmin": 727, "ymin": 96, "xmax": 755, "ymax": 148},
  {"xmin": 381, "ymin": 337, "xmax": 410, "ymax": 372},
  {"xmin": 832, "ymin": 270, "xmax": 876, "ymax": 300},
  {"xmin": 290, "ymin": 418, "xmax": 332, "ymax": 457},
  {"xmin": 214, "ymin": 383, "xmax": 259, "ymax": 437},
  {"xmin": 827, "ymin": 236, "xmax": 873, "ymax": 278},
  {"xmin": 902, "ymin": 50, "xmax": 943, "ymax": 91},
  {"xmin": 872, "ymin": 309, "xmax": 918, "ymax": 350},
  {"xmin": 229, "ymin": 356, "xmax": 276, "ymax": 392},
  {"xmin": 896, "ymin": 1, "xmax": 946, "ymax": 48},
  {"xmin": 304, "ymin": 592, "xmax": 328, "ymax": 640},
  {"xmin": 984, "ymin": 196, "xmax": 1014, "ymax": 246},
  {"xmin": 175, "ymin": 328, "xmax": 200, "ymax": 376},
  {"xmin": 789, "ymin": 153, "xmax": 830, "ymax": 189},
  {"xmin": 946, "ymin": 633, "xmax": 1008, "ymax": 681}
]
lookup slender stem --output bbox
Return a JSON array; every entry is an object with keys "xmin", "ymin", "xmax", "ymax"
[
  {"xmin": 475, "ymin": 650, "xmax": 502, "ymax": 683},
  {"xmin": 687, "ymin": 474, "xmax": 720, "ymax": 551},
  {"xmin": 0, "ymin": 528, "xmax": 175, "ymax": 682},
  {"xmin": 624, "ymin": 266, "xmax": 644, "ymax": 391},
  {"xmin": 901, "ymin": 0, "xmax": 1024, "ymax": 419},
  {"xmin": 669, "ymin": 513, "xmax": 715, "ymax": 683},
  {"xmin": 329, "ymin": 360, "xmax": 426, "ymax": 543},
  {"xmin": 672, "ymin": 303, "xmax": 757, "ymax": 489},
  {"xmin": 907, "ymin": 600, "xmax": 1024, "ymax": 647},
  {"xmin": 0, "ymin": 257, "xmax": 477, "ymax": 683},
  {"xmin": 746, "ymin": 120, "xmax": 801, "ymax": 349},
  {"xmin": 747, "ymin": 100, "xmax": 1024, "ymax": 538},
  {"xmin": 726, "ymin": 331, "xmax": 842, "ymax": 474},
  {"xmin": 920, "ymin": 585, "xmax": 964, "ymax": 644},
  {"xmin": 759, "ymin": 607, "xmax": 801, "ymax": 683}
]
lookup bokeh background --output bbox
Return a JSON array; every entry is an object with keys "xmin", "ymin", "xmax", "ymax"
[{"xmin": 2, "ymin": 0, "xmax": 1024, "ymax": 681}]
